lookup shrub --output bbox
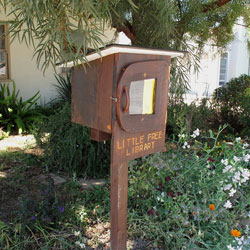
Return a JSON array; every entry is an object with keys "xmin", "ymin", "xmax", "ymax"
[
  {"xmin": 0, "ymin": 82, "xmax": 43, "ymax": 134},
  {"xmin": 50, "ymin": 73, "xmax": 72, "ymax": 108},
  {"xmin": 212, "ymin": 74, "xmax": 250, "ymax": 136},
  {"xmin": 166, "ymin": 98, "xmax": 214, "ymax": 137},
  {"xmin": 34, "ymin": 103, "xmax": 110, "ymax": 178}
]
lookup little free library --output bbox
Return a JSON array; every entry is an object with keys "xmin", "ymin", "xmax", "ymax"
[{"xmin": 70, "ymin": 44, "xmax": 184, "ymax": 250}]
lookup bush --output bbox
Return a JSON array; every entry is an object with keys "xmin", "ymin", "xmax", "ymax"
[
  {"xmin": 0, "ymin": 82, "xmax": 43, "ymax": 134},
  {"xmin": 34, "ymin": 103, "xmax": 110, "ymax": 178},
  {"xmin": 166, "ymin": 98, "xmax": 214, "ymax": 137},
  {"xmin": 50, "ymin": 73, "xmax": 72, "ymax": 108},
  {"xmin": 212, "ymin": 74, "xmax": 250, "ymax": 136}
]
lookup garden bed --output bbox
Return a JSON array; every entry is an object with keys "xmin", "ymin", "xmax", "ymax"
[{"xmin": 0, "ymin": 129, "xmax": 249, "ymax": 250}]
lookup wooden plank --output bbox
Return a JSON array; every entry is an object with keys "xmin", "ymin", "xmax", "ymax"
[
  {"xmin": 90, "ymin": 128, "xmax": 111, "ymax": 141},
  {"xmin": 110, "ymin": 143, "xmax": 128, "ymax": 250},
  {"xmin": 112, "ymin": 122, "xmax": 166, "ymax": 165},
  {"xmin": 71, "ymin": 55, "xmax": 114, "ymax": 133}
]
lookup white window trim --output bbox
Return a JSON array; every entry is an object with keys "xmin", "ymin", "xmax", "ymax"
[
  {"xmin": 0, "ymin": 23, "xmax": 10, "ymax": 81},
  {"xmin": 218, "ymin": 52, "xmax": 229, "ymax": 86}
]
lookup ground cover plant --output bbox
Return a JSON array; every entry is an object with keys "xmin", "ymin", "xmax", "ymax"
[
  {"xmin": 34, "ymin": 103, "xmax": 110, "ymax": 178},
  {"xmin": 0, "ymin": 126, "xmax": 249, "ymax": 249},
  {"xmin": 126, "ymin": 127, "xmax": 250, "ymax": 249}
]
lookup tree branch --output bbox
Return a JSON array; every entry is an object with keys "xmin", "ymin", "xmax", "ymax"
[
  {"xmin": 113, "ymin": 20, "xmax": 136, "ymax": 44},
  {"xmin": 203, "ymin": 0, "xmax": 232, "ymax": 12},
  {"xmin": 177, "ymin": 0, "xmax": 183, "ymax": 16}
]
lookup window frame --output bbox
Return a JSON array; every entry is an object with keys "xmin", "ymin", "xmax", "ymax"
[
  {"xmin": 219, "ymin": 52, "xmax": 228, "ymax": 86},
  {"xmin": 0, "ymin": 23, "xmax": 10, "ymax": 80},
  {"xmin": 248, "ymin": 57, "xmax": 250, "ymax": 76}
]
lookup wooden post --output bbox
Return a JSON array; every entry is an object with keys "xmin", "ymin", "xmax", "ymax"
[{"xmin": 110, "ymin": 159, "xmax": 128, "ymax": 250}]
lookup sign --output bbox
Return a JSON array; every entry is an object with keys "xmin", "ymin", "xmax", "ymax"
[{"xmin": 112, "ymin": 128, "xmax": 165, "ymax": 164}]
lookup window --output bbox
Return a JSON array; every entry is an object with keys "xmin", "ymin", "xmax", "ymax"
[
  {"xmin": 129, "ymin": 79, "xmax": 156, "ymax": 115},
  {"xmin": 219, "ymin": 52, "xmax": 228, "ymax": 86},
  {"xmin": 0, "ymin": 24, "xmax": 9, "ymax": 80},
  {"xmin": 248, "ymin": 57, "xmax": 250, "ymax": 76}
]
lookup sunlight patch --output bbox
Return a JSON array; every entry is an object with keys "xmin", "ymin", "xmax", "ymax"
[{"xmin": 0, "ymin": 171, "xmax": 7, "ymax": 178}]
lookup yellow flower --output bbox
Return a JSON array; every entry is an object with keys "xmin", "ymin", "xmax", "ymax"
[
  {"xmin": 231, "ymin": 229, "xmax": 241, "ymax": 238},
  {"xmin": 209, "ymin": 204, "xmax": 215, "ymax": 210}
]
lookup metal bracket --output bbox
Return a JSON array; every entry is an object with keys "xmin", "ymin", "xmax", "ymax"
[{"xmin": 110, "ymin": 97, "xmax": 118, "ymax": 102}]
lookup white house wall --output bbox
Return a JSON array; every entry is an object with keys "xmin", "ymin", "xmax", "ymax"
[
  {"xmin": 187, "ymin": 45, "xmax": 220, "ymax": 100},
  {"xmin": 187, "ymin": 20, "xmax": 250, "ymax": 103},
  {"xmin": 227, "ymin": 21, "xmax": 249, "ymax": 80},
  {"xmin": 9, "ymin": 38, "xmax": 57, "ymax": 104}
]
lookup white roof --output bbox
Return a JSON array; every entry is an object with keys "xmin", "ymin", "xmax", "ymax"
[{"xmin": 60, "ymin": 44, "xmax": 184, "ymax": 67}]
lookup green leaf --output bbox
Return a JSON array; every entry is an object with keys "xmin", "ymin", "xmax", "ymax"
[{"xmin": 15, "ymin": 116, "xmax": 25, "ymax": 134}]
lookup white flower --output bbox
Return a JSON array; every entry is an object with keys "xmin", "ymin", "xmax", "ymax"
[
  {"xmin": 161, "ymin": 192, "xmax": 165, "ymax": 197},
  {"xmin": 223, "ymin": 184, "xmax": 232, "ymax": 190},
  {"xmin": 75, "ymin": 241, "xmax": 81, "ymax": 246},
  {"xmin": 243, "ymin": 154, "xmax": 250, "ymax": 163},
  {"xmin": 194, "ymin": 128, "xmax": 200, "ymax": 134},
  {"xmin": 240, "ymin": 168, "xmax": 250, "ymax": 183},
  {"xmin": 236, "ymin": 137, "xmax": 241, "ymax": 143},
  {"xmin": 182, "ymin": 141, "xmax": 190, "ymax": 149},
  {"xmin": 79, "ymin": 243, "xmax": 85, "ymax": 249},
  {"xmin": 236, "ymin": 236, "xmax": 244, "ymax": 245},
  {"xmin": 223, "ymin": 165, "xmax": 232, "ymax": 173},
  {"xmin": 74, "ymin": 231, "xmax": 81, "ymax": 236},
  {"xmin": 230, "ymin": 167, "xmax": 236, "ymax": 173},
  {"xmin": 178, "ymin": 134, "xmax": 185, "ymax": 138},
  {"xmin": 191, "ymin": 128, "xmax": 200, "ymax": 138},
  {"xmin": 221, "ymin": 159, "xmax": 228, "ymax": 166},
  {"xmin": 233, "ymin": 171, "xmax": 241, "ymax": 183},
  {"xmin": 227, "ymin": 245, "xmax": 235, "ymax": 250},
  {"xmin": 224, "ymin": 200, "xmax": 232, "ymax": 209},
  {"xmin": 233, "ymin": 156, "xmax": 241, "ymax": 163},
  {"xmin": 229, "ymin": 188, "xmax": 236, "ymax": 197},
  {"xmin": 242, "ymin": 143, "xmax": 249, "ymax": 149}
]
